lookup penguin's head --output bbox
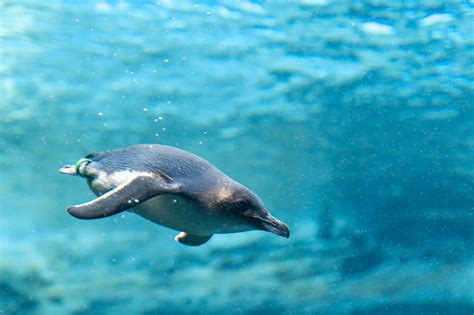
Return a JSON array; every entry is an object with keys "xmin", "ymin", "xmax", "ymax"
[{"xmin": 221, "ymin": 186, "xmax": 290, "ymax": 238}]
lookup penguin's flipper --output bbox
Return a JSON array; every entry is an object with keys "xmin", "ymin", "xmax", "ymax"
[
  {"xmin": 67, "ymin": 175, "xmax": 179, "ymax": 220},
  {"xmin": 175, "ymin": 232, "xmax": 212, "ymax": 246}
]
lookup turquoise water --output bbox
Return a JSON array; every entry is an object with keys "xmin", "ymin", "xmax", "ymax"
[{"xmin": 1, "ymin": 1, "xmax": 473, "ymax": 314}]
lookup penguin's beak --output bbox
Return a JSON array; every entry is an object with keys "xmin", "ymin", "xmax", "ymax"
[
  {"xmin": 59, "ymin": 165, "xmax": 76, "ymax": 175},
  {"xmin": 258, "ymin": 215, "xmax": 290, "ymax": 238}
]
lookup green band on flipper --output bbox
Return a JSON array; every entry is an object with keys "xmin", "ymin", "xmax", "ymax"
[{"xmin": 74, "ymin": 158, "xmax": 92, "ymax": 177}]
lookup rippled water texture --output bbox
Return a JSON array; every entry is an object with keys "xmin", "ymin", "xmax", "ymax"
[{"xmin": 1, "ymin": 1, "xmax": 473, "ymax": 314}]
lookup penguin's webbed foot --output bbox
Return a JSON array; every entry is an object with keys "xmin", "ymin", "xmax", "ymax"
[{"xmin": 175, "ymin": 232, "xmax": 212, "ymax": 246}]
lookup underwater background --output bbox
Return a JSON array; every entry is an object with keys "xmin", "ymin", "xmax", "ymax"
[{"xmin": 1, "ymin": 1, "xmax": 473, "ymax": 314}]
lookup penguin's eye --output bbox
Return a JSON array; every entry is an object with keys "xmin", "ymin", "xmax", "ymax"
[
  {"xmin": 223, "ymin": 200, "xmax": 247, "ymax": 212},
  {"xmin": 235, "ymin": 200, "xmax": 252, "ymax": 211}
]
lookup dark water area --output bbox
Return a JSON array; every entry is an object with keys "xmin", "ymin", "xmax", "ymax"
[{"xmin": 1, "ymin": 1, "xmax": 473, "ymax": 314}]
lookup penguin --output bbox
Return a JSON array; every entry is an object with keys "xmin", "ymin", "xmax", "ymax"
[{"xmin": 59, "ymin": 144, "xmax": 290, "ymax": 246}]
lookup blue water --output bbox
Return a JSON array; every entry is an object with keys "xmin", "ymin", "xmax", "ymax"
[{"xmin": 1, "ymin": 1, "xmax": 473, "ymax": 314}]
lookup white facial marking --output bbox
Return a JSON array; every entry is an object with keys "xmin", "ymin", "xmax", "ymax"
[{"xmin": 217, "ymin": 186, "xmax": 233, "ymax": 202}]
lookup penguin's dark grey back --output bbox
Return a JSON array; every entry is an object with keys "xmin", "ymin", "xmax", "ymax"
[{"xmin": 87, "ymin": 144, "xmax": 227, "ymax": 186}]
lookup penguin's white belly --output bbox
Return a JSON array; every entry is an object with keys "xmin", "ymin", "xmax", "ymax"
[
  {"xmin": 130, "ymin": 195, "xmax": 216, "ymax": 235},
  {"xmin": 130, "ymin": 195, "xmax": 253, "ymax": 235},
  {"xmin": 89, "ymin": 171, "xmax": 254, "ymax": 235}
]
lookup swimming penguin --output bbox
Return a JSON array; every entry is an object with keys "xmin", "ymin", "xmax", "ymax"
[{"xmin": 59, "ymin": 144, "xmax": 290, "ymax": 246}]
